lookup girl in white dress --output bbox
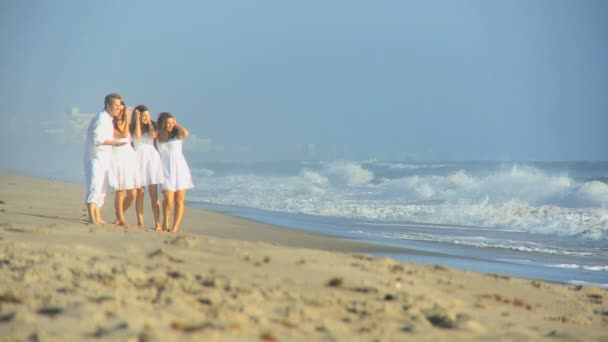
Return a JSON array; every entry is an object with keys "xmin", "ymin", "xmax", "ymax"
[
  {"xmin": 156, "ymin": 112, "xmax": 193, "ymax": 234},
  {"xmin": 130, "ymin": 105, "xmax": 163, "ymax": 231},
  {"xmin": 110, "ymin": 101, "xmax": 140, "ymax": 227}
]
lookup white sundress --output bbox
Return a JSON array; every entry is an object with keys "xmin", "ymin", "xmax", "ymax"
[
  {"xmin": 110, "ymin": 135, "xmax": 141, "ymax": 190},
  {"xmin": 157, "ymin": 138, "xmax": 193, "ymax": 192},
  {"xmin": 133, "ymin": 132, "xmax": 163, "ymax": 186}
]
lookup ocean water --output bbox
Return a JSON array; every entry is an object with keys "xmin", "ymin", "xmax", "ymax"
[{"xmin": 187, "ymin": 160, "xmax": 608, "ymax": 288}]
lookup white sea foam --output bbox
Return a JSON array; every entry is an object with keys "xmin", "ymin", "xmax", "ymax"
[
  {"xmin": 347, "ymin": 229, "xmax": 597, "ymax": 257},
  {"xmin": 191, "ymin": 167, "xmax": 215, "ymax": 177},
  {"xmin": 583, "ymin": 265, "xmax": 608, "ymax": 271},
  {"xmin": 575, "ymin": 181, "xmax": 608, "ymax": 207},
  {"xmin": 549, "ymin": 264, "xmax": 583, "ymax": 269},
  {"xmin": 365, "ymin": 231, "xmax": 594, "ymax": 256},
  {"xmin": 324, "ymin": 161, "xmax": 374, "ymax": 186},
  {"xmin": 189, "ymin": 161, "xmax": 608, "ymax": 240},
  {"xmin": 379, "ymin": 162, "xmax": 451, "ymax": 170},
  {"xmin": 548, "ymin": 264, "xmax": 608, "ymax": 271}
]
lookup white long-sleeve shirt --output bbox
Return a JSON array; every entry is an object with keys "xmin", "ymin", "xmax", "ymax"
[{"xmin": 84, "ymin": 111, "xmax": 114, "ymax": 160}]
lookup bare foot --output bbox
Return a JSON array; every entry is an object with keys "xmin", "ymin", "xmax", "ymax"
[
  {"xmin": 155, "ymin": 223, "xmax": 162, "ymax": 232},
  {"xmin": 116, "ymin": 220, "xmax": 130, "ymax": 228},
  {"xmin": 98, "ymin": 219, "xmax": 107, "ymax": 224},
  {"xmin": 171, "ymin": 227, "xmax": 179, "ymax": 234}
]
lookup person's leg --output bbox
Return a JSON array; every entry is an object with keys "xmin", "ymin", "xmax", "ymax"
[
  {"xmin": 85, "ymin": 158, "xmax": 103, "ymax": 224},
  {"xmin": 135, "ymin": 187, "xmax": 145, "ymax": 227},
  {"xmin": 86, "ymin": 202, "xmax": 97, "ymax": 224},
  {"xmin": 115, "ymin": 190, "xmax": 128, "ymax": 226},
  {"xmin": 96, "ymin": 169, "xmax": 109, "ymax": 224},
  {"xmin": 172, "ymin": 190, "xmax": 186, "ymax": 234},
  {"xmin": 149, "ymin": 185, "xmax": 161, "ymax": 231},
  {"xmin": 94, "ymin": 206, "xmax": 105, "ymax": 224},
  {"xmin": 124, "ymin": 189, "xmax": 137, "ymax": 213},
  {"xmin": 162, "ymin": 190, "xmax": 175, "ymax": 231}
]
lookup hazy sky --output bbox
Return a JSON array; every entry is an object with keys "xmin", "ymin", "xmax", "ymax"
[{"xmin": 1, "ymin": 0, "xmax": 607, "ymax": 163}]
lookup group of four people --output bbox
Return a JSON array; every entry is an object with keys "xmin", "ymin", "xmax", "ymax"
[{"xmin": 83, "ymin": 93, "xmax": 193, "ymax": 234}]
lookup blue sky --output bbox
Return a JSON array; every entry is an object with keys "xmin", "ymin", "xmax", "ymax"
[{"xmin": 1, "ymin": 0, "xmax": 606, "ymax": 163}]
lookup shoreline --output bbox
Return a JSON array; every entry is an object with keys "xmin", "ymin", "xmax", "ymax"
[
  {"xmin": 193, "ymin": 203, "xmax": 608, "ymax": 289},
  {"xmin": 0, "ymin": 169, "xmax": 439, "ymax": 256},
  {"xmin": 1, "ymin": 170, "xmax": 607, "ymax": 340}
]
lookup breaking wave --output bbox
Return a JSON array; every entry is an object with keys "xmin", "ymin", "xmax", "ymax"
[{"xmin": 189, "ymin": 160, "xmax": 608, "ymax": 240}]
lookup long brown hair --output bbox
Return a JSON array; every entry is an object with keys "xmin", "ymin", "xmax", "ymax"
[
  {"xmin": 113, "ymin": 101, "xmax": 129, "ymax": 138},
  {"xmin": 130, "ymin": 104, "xmax": 154, "ymax": 135},
  {"xmin": 156, "ymin": 112, "xmax": 177, "ymax": 142}
]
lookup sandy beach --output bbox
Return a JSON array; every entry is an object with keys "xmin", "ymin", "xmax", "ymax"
[{"xmin": 0, "ymin": 171, "xmax": 607, "ymax": 341}]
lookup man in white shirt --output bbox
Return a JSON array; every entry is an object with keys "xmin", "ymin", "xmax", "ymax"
[{"xmin": 83, "ymin": 93, "xmax": 126, "ymax": 224}]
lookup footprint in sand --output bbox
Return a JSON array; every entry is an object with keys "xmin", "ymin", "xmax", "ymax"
[
  {"xmin": 165, "ymin": 235, "xmax": 199, "ymax": 248},
  {"xmin": 37, "ymin": 306, "xmax": 64, "ymax": 318}
]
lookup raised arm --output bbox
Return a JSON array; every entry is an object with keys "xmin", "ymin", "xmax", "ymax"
[
  {"xmin": 103, "ymin": 140, "xmax": 127, "ymax": 146},
  {"xmin": 132, "ymin": 109, "xmax": 142, "ymax": 139},
  {"xmin": 114, "ymin": 107, "xmax": 131, "ymax": 138},
  {"xmin": 149, "ymin": 121, "xmax": 158, "ymax": 139},
  {"xmin": 175, "ymin": 121, "xmax": 189, "ymax": 140}
]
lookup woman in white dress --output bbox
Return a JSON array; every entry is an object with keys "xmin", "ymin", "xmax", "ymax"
[
  {"xmin": 156, "ymin": 112, "xmax": 193, "ymax": 234},
  {"xmin": 130, "ymin": 105, "xmax": 163, "ymax": 231},
  {"xmin": 110, "ymin": 101, "xmax": 140, "ymax": 227}
]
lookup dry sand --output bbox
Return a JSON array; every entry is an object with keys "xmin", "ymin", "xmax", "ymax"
[{"xmin": 0, "ymin": 171, "xmax": 607, "ymax": 341}]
